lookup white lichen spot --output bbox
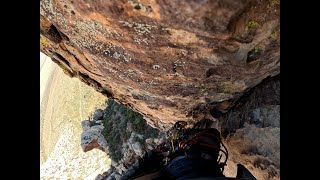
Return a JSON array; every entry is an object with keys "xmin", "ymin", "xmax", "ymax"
[
  {"xmin": 134, "ymin": 37, "xmax": 142, "ymax": 44},
  {"xmin": 125, "ymin": 69, "xmax": 143, "ymax": 78},
  {"xmin": 119, "ymin": 21, "xmax": 133, "ymax": 28},
  {"xmin": 123, "ymin": 52, "xmax": 132, "ymax": 62},
  {"xmin": 174, "ymin": 59, "xmax": 185, "ymax": 67},
  {"xmin": 74, "ymin": 20, "xmax": 122, "ymax": 40},
  {"xmin": 142, "ymin": 38, "xmax": 149, "ymax": 45},
  {"xmin": 181, "ymin": 50, "xmax": 188, "ymax": 56},
  {"xmin": 119, "ymin": 21, "xmax": 157, "ymax": 36},
  {"xmin": 152, "ymin": 65, "xmax": 160, "ymax": 69},
  {"xmin": 113, "ymin": 52, "xmax": 121, "ymax": 59},
  {"xmin": 123, "ymin": 55, "xmax": 131, "ymax": 62},
  {"xmin": 134, "ymin": 37, "xmax": 149, "ymax": 45},
  {"xmin": 103, "ymin": 49, "xmax": 110, "ymax": 55},
  {"xmin": 180, "ymin": 83, "xmax": 193, "ymax": 87}
]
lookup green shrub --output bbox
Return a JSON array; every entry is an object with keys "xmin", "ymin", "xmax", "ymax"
[{"xmin": 101, "ymin": 100, "xmax": 160, "ymax": 162}]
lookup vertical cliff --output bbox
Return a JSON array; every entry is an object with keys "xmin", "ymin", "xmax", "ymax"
[{"xmin": 40, "ymin": 0, "xmax": 279, "ymax": 130}]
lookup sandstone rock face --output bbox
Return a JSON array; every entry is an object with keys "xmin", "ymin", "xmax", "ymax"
[{"xmin": 40, "ymin": 0, "xmax": 280, "ymax": 130}]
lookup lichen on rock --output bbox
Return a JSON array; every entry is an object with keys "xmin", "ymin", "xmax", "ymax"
[{"xmin": 40, "ymin": 0, "xmax": 280, "ymax": 131}]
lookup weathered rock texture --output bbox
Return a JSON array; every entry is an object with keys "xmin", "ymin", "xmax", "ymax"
[
  {"xmin": 221, "ymin": 75, "xmax": 280, "ymax": 179},
  {"xmin": 40, "ymin": 0, "xmax": 280, "ymax": 130},
  {"xmin": 81, "ymin": 122, "xmax": 108, "ymax": 153},
  {"xmin": 81, "ymin": 101, "xmax": 165, "ymax": 179}
]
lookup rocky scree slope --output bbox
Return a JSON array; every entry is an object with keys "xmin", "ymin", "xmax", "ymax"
[{"xmin": 81, "ymin": 100, "xmax": 166, "ymax": 179}]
